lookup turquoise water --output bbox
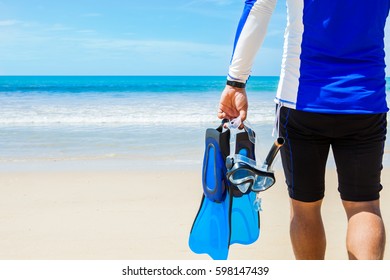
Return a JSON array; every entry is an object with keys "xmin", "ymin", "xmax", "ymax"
[
  {"xmin": 0, "ymin": 76, "xmax": 388, "ymax": 171},
  {"xmin": 0, "ymin": 76, "xmax": 279, "ymax": 93},
  {"xmin": 0, "ymin": 76, "xmax": 278, "ymax": 171},
  {"xmin": 0, "ymin": 76, "xmax": 278, "ymax": 125}
]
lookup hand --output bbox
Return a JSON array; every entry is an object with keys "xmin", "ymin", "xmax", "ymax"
[{"xmin": 217, "ymin": 85, "xmax": 248, "ymax": 122}]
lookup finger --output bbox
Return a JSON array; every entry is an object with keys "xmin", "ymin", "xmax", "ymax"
[
  {"xmin": 217, "ymin": 111, "xmax": 226, "ymax": 119},
  {"xmin": 239, "ymin": 108, "xmax": 247, "ymax": 122},
  {"xmin": 219, "ymin": 105, "xmax": 238, "ymax": 120},
  {"xmin": 217, "ymin": 106, "xmax": 226, "ymax": 119}
]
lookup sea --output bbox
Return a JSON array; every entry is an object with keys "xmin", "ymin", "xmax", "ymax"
[{"xmin": 0, "ymin": 76, "xmax": 389, "ymax": 171}]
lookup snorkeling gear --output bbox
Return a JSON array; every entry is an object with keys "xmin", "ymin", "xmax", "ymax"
[
  {"xmin": 189, "ymin": 117, "xmax": 284, "ymax": 259},
  {"xmin": 226, "ymin": 137, "xmax": 285, "ymax": 193},
  {"xmin": 189, "ymin": 119, "xmax": 260, "ymax": 259},
  {"xmin": 188, "ymin": 122, "xmax": 231, "ymax": 260}
]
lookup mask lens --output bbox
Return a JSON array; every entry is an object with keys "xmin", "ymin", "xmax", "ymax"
[
  {"xmin": 230, "ymin": 168, "xmax": 253, "ymax": 181},
  {"xmin": 227, "ymin": 162, "xmax": 276, "ymax": 193},
  {"xmin": 237, "ymin": 181, "xmax": 252, "ymax": 193},
  {"xmin": 228, "ymin": 168, "xmax": 255, "ymax": 193},
  {"xmin": 252, "ymin": 176, "xmax": 275, "ymax": 192}
]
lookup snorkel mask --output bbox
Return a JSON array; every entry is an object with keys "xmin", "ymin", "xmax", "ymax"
[{"xmin": 225, "ymin": 117, "xmax": 284, "ymax": 194}]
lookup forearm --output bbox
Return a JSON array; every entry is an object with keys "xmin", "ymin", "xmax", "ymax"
[{"xmin": 228, "ymin": 0, "xmax": 277, "ymax": 84}]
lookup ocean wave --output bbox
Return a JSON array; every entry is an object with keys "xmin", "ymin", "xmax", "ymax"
[
  {"xmin": 0, "ymin": 98, "xmax": 276, "ymax": 126},
  {"xmin": 0, "ymin": 113, "xmax": 275, "ymax": 126}
]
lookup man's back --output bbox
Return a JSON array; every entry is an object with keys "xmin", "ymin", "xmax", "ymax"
[{"xmin": 277, "ymin": 0, "xmax": 390, "ymax": 113}]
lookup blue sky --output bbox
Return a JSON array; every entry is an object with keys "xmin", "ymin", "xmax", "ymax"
[
  {"xmin": 0, "ymin": 0, "xmax": 287, "ymax": 75},
  {"xmin": 0, "ymin": 1, "xmax": 389, "ymax": 76}
]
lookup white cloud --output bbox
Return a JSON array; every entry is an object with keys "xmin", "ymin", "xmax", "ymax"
[
  {"xmin": 0, "ymin": 18, "xmax": 233, "ymax": 75},
  {"xmin": 78, "ymin": 37, "xmax": 230, "ymax": 60},
  {"xmin": 46, "ymin": 23, "xmax": 73, "ymax": 31},
  {"xmin": 0, "ymin": 19, "xmax": 18, "ymax": 26}
]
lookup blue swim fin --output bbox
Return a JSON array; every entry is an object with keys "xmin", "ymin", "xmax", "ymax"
[
  {"xmin": 189, "ymin": 124, "xmax": 260, "ymax": 260},
  {"xmin": 230, "ymin": 131, "xmax": 260, "ymax": 245},
  {"xmin": 188, "ymin": 125, "xmax": 231, "ymax": 260}
]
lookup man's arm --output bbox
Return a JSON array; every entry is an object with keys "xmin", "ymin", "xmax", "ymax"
[
  {"xmin": 228, "ymin": 0, "xmax": 278, "ymax": 84},
  {"xmin": 219, "ymin": 0, "xmax": 277, "ymax": 121}
]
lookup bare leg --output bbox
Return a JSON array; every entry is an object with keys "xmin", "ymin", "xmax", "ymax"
[
  {"xmin": 343, "ymin": 199, "xmax": 386, "ymax": 260},
  {"xmin": 290, "ymin": 198, "xmax": 326, "ymax": 259}
]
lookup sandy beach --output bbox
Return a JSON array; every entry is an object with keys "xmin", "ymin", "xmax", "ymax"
[{"xmin": 0, "ymin": 164, "xmax": 389, "ymax": 260}]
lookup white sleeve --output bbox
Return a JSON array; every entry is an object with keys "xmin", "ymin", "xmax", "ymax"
[{"xmin": 228, "ymin": 0, "xmax": 278, "ymax": 83}]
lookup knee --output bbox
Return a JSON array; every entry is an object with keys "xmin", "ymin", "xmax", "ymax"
[
  {"xmin": 290, "ymin": 198, "xmax": 323, "ymax": 220},
  {"xmin": 342, "ymin": 199, "xmax": 382, "ymax": 219}
]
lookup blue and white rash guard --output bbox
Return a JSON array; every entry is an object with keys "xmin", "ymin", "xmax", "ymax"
[{"xmin": 228, "ymin": 0, "xmax": 390, "ymax": 114}]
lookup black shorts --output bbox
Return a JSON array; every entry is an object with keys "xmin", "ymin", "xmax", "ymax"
[{"xmin": 278, "ymin": 107, "xmax": 387, "ymax": 202}]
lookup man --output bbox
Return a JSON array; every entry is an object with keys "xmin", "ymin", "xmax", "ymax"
[{"xmin": 218, "ymin": 0, "xmax": 388, "ymax": 259}]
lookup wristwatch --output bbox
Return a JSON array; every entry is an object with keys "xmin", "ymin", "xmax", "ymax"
[{"xmin": 226, "ymin": 80, "xmax": 246, "ymax": 88}]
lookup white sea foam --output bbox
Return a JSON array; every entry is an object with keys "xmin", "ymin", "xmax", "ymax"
[{"xmin": 0, "ymin": 94, "xmax": 276, "ymax": 126}]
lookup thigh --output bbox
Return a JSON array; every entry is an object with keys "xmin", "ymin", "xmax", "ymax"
[
  {"xmin": 279, "ymin": 107, "xmax": 331, "ymax": 202},
  {"xmin": 332, "ymin": 113, "xmax": 387, "ymax": 201}
]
